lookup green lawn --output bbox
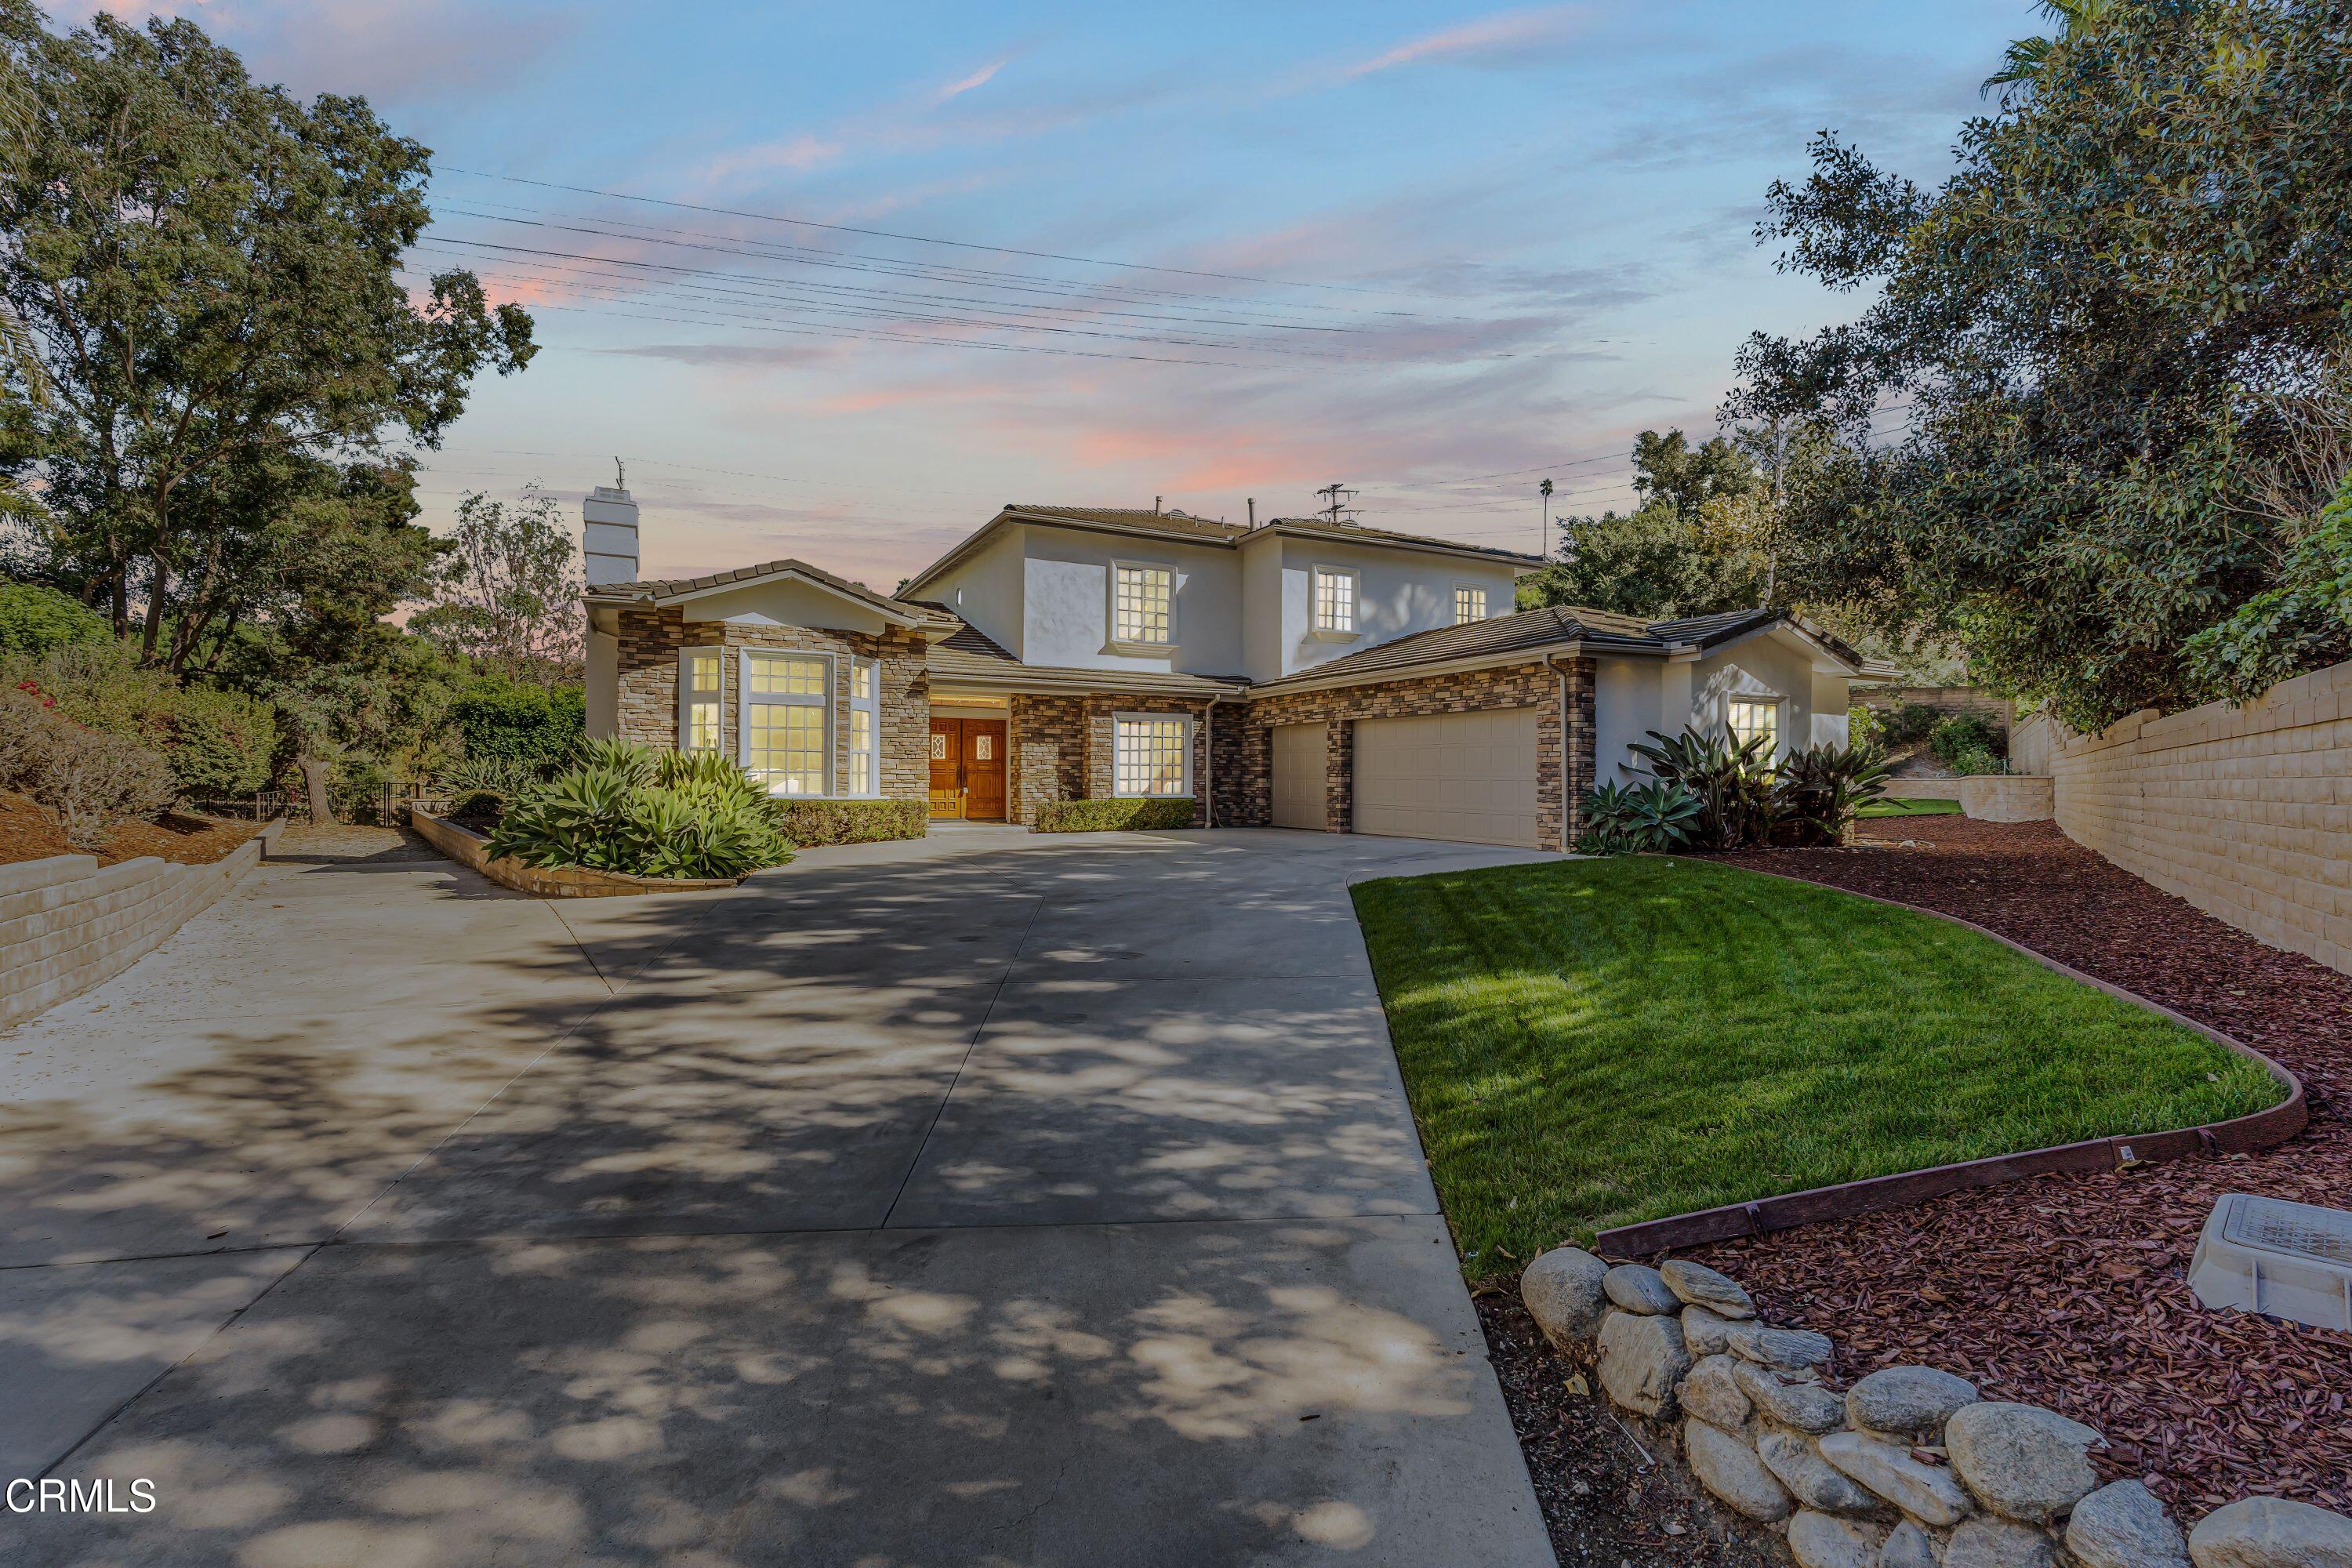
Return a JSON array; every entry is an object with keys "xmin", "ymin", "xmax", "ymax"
[
  {"xmin": 1857, "ymin": 797, "xmax": 1962, "ymax": 816},
  {"xmin": 1351, "ymin": 858, "xmax": 2281, "ymax": 1279}
]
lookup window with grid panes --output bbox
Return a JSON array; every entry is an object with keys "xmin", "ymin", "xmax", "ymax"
[
  {"xmin": 744, "ymin": 652, "xmax": 829, "ymax": 793},
  {"xmin": 1112, "ymin": 563, "xmax": 1173, "ymax": 645},
  {"xmin": 1114, "ymin": 716, "xmax": 1189, "ymax": 797}
]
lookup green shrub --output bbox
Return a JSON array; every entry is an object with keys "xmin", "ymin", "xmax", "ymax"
[
  {"xmin": 1773, "ymin": 742, "xmax": 1893, "ymax": 844},
  {"xmin": 1621, "ymin": 726, "xmax": 1890, "ymax": 849},
  {"xmin": 1031, "ymin": 797, "xmax": 1198, "ymax": 833},
  {"xmin": 1577, "ymin": 779, "xmax": 1703, "ymax": 855},
  {"xmin": 1949, "ymin": 744, "xmax": 2008, "ymax": 777},
  {"xmin": 771, "ymin": 797, "xmax": 928, "ymax": 847},
  {"xmin": 1847, "ymin": 703, "xmax": 1887, "ymax": 750},
  {"xmin": 0, "ymin": 684, "xmax": 177, "ymax": 848},
  {"xmin": 448, "ymin": 788, "xmax": 506, "ymax": 826},
  {"xmin": 5, "ymin": 641, "xmax": 275, "ymax": 797},
  {"xmin": 1929, "ymin": 713, "xmax": 2002, "ymax": 768},
  {"xmin": 452, "ymin": 681, "xmax": 585, "ymax": 772},
  {"xmin": 0, "ymin": 584, "xmax": 110, "ymax": 659},
  {"xmin": 1886, "ymin": 701, "xmax": 1943, "ymax": 746},
  {"xmin": 484, "ymin": 741, "xmax": 791, "ymax": 879}
]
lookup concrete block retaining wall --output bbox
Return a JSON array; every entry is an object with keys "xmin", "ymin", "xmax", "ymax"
[
  {"xmin": 1523, "ymin": 1250, "xmax": 2352, "ymax": 1567},
  {"xmin": 0, "ymin": 829, "xmax": 272, "ymax": 1030},
  {"xmin": 1957, "ymin": 774, "xmax": 2053, "ymax": 822},
  {"xmin": 2011, "ymin": 659, "xmax": 2352, "ymax": 975}
]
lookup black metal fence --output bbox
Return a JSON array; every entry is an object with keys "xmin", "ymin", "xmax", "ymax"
[{"xmin": 186, "ymin": 779, "xmax": 451, "ymax": 827}]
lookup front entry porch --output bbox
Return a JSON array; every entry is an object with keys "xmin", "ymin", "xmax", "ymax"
[{"xmin": 928, "ymin": 714, "xmax": 1008, "ymax": 821}]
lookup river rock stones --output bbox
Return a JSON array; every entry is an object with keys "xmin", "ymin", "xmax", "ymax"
[
  {"xmin": 1603, "ymin": 1262, "xmax": 1683, "ymax": 1315},
  {"xmin": 1726, "ymin": 1323, "xmax": 1835, "ymax": 1375},
  {"xmin": 1686, "ymin": 1417, "xmax": 1794, "ymax": 1522},
  {"xmin": 1847, "ymin": 1365, "xmax": 1980, "ymax": 1441},
  {"xmin": 1786, "ymin": 1509, "xmax": 1888, "ymax": 1568},
  {"xmin": 1733, "ymin": 1360, "xmax": 1847, "ymax": 1432},
  {"xmin": 1680, "ymin": 1354, "xmax": 1752, "ymax": 1430},
  {"xmin": 1681, "ymin": 1304, "xmax": 1736, "ymax": 1356},
  {"xmin": 1757, "ymin": 1429, "xmax": 1886, "ymax": 1516},
  {"xmin": 1882, "ymin": 1521, "xmax": 1944, "ymax": 1568},
  {"xmin": 1521, "ymin": 1247, "xmax": 1611, "ymax": 1353},
  {"xmin": 1596, "ymin": 1308, "xmax": 1690, "ymax": 1417},
  {"xmin": 2065, "ymin": 1480, "xmax": 2191, "ymax": 1568},
  {"xmin": 2186, "ymin": 1497, "xmax": 2352, "ymax": 1568},
  {"xmin": 1944, "ymin": 1403, "xmax": 2102, "ymax": 1524},
  {"xmin": 1660, "ymin": 1258, "xmax": 1756, "ymax": 1317},
  {"xmin": 1947, "ymin": 1515, "xmax": 2060, "ymax": 1568},
  {"xmin": 1817, "ymin": 1431, "xmax": 1974, "ymax": 1527}
]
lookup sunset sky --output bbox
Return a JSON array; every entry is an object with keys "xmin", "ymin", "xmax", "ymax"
[{"xmin": 96, "ymin": 1, "xmax": 2027, "ymax": 589}]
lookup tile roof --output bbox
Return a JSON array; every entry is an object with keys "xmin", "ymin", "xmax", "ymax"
[
  {"xmin": 585, "ymin": 557, "xmax": 954, "ymax": 626},
  {"xmin": 1249, "ymin": 517, "xmax": 1544, "ymax": 568},
  {"xmin": 1002, "ymin": 503, "xmax": 1247, "ymax": 542}
]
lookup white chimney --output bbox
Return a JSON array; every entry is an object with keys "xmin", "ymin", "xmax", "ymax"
[{"xmin": 583, "ymin": 484, "xmax": 639, "ymax": 586}]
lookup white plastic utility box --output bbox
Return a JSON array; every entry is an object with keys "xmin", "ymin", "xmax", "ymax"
[{"xmin": 2187, "ymin": 1192, "xmax": 2352, "ymax": 1333}]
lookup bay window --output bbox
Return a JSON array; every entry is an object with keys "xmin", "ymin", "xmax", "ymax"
[
  {"xmin": 1113, "ymin": 713, "xmax": 1192, "ymax": 798},
  {"xmin": 742, "ymin": 649, "xmax": 830, "ymax": 795},
  {"xmin": 678, "ymin": 646, "xmax": 723, "ymax": 753}
]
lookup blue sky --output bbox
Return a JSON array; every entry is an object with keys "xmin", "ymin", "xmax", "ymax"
[{"xmin": 100, "ymin": 1, "xmax": 2029, "ymax": 588}]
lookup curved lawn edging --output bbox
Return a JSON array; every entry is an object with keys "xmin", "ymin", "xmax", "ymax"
[
  {"xmin": 410, "ymin": 809, "xmax": 746, "ymax": 898},
  {"xmin": 1593, "ymin": 862, "xmax": 2307, "ymax": 1258}
]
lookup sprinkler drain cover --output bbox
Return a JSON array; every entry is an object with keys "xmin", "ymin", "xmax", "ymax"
[{"xmin": 2187, "ymin": 1193, "xmax": 2352, "ymax": 1332}]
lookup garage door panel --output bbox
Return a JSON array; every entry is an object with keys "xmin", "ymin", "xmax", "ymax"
[
  {"xmin": 1272, "ymin": 722, "xmax": 1328, "ymax": 830},
  {"xmin": 1352, "ymin": 708, "xmax": 1539, "ymax": 848}
]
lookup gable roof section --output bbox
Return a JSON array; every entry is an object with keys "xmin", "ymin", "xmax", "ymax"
[
  {"xmin": 585, "ymin": 558, "xmax": 956, "ymax": 630},
  {"xmin": 1246, "ymin": 604, "xmax": 1862, "ymax": 693}
]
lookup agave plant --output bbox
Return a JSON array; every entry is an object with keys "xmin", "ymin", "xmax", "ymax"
[
  {"xmin": 1579, "ymin": 779, "xmax": 1704, "ymax": 855},
  {"xmin": 484, "ymin": 744, "xmax": 793, "ymax": 879},
  {"xmin": 1627, "ymin": 727, "xmax": 1777, "ymax": 850},
  {"xmin": 1772, "ymin": 742, "xmax": 1893, "ymax": 847}
]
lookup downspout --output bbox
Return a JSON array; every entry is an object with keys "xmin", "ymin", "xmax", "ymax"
[{"xmin": 1544, "ymin": 650, "xmax": 1572, "ymax": 851}]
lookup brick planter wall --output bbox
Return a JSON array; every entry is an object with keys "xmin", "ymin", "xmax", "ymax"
[
  {"xmin": 1224, "ymin": 659, "xmax": 1592, "ymax": 850},
  {"xmin": 0, "ymin": 829, "xmax": 274, "ymax": 1029}
]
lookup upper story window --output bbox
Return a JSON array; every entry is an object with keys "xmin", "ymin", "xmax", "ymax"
[
  {"xmin": 1312, "ymin": 566, "xmax": 1357, "ymax": 636},
  {"xmin": 1726, "ymin": 696, "xmax": 1779, "ymax": 755},
  {"xmin": 1112, "ymin": 562, "xmax": 1174, "ymax": 647},
  {"xmin": 1454, "ymin": 584, "xmax": 1488, "ymax": 625},
  {"xmin": 744, "ymin": 650, "xmax": 829, "ymax": 795}
]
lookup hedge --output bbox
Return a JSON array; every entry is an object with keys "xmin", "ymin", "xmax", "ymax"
[
  {"xmin": 0, "ymin": 583, "xmax": 111, "ymax": 659},
  {"xmin": 770, "ymin": 797, "xmax": 929, "ymax": 847},
  {"xmin": 1031, "ymin": 798, "xmax": 1198, "ymax": 833},
  {"xmin": 453, "ymin": 681, "xmax": 585, "ymax": 772}
]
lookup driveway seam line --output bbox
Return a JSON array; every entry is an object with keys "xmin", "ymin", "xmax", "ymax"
[
  {"xmin": 312, "ymin": 1208, "xmax": 1450, "ymax": 1250},
  {"xmin": 34, "ymin": 1240, "xmax": 323, "ymax": 1481},
  {"xmin": 0, "ymin": 1240, "xmax": 325, "ymax": 1273},
  {"xmin": 546, "ymin": 898, "xmax": 617, "ymax": 995},
  {"xmin": 877, "ymin": 888, "xmax": 1049, "ymax": 1230}
]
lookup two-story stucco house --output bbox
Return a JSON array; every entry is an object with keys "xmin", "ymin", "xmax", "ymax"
[{"xmin": 580, "ymin": 486, "xmax": 1871, "ymax": 850}]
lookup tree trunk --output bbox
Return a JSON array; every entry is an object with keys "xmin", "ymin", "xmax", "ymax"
[
  {"xmin": 139, "ymin": 550, "xmax": 169, "ymax": 664},
  {"xmin": 299, "ymin": 754, "xmax": 334, "ymax": 826}
]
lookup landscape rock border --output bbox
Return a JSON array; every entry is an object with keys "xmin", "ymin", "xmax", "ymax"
[{"xmin": 1522, "ymin": 1245, "xmax": 2350, "ymax": 1568}]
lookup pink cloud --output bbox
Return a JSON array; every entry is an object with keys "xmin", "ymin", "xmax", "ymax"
[
  {"xmin": 933, "ymin": 57, "xmax": 1009, "ymax": 104},
  {"xmin": 699, "ymin": 134, "xmax": 846, "ymax": 184},
  {"xmin": 1342, "ymin": 5, "xmax": 1590, "ymax": 80}
]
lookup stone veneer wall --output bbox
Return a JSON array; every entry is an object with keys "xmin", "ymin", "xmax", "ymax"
[
  {"xmin": 1004, "ymin": 692, "xmax": 1211, "ymax": 826},
  {"xmin": 1221, "ymin": 658, "xmax": 1595, "ymax": 850},
  {"xmin": 1521, "ymin": 1247, "xmax": 2352, "ymax": 1568},
  {"xmin": 612, "ymin": 606, "xmax": 929, "ymax": 800},
  {"xmin": 0, "ymin": 833, "xmax": 270, "ymax": 1029},
  {"xmin": 2010, "ymin": 659, "xmax": 2352, "ymax": 976}
]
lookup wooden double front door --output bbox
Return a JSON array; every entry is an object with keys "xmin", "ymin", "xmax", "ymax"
[{"xmin": 929, "ymin": 717, "xmax": 1007, "ymax": 820}]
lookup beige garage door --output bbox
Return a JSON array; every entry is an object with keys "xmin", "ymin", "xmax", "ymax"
[
  {"xmin": 1353, "ymin": 708, "xmax": 1540, "ymax": 848},
  {"xmin": 1272, "ymin": 722, "xmax": 1328, "ymax": 829}
]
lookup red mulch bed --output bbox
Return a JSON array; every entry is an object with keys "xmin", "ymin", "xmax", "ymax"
[
  {"xmin": 1690, "ymin": 818, "xmax": 2351, "ymax": 1518},
  {"xmin": 0, "ymin": 791, "xmax": 261, "ymax": 869}
]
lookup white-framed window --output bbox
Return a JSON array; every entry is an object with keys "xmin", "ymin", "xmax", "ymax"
[
  {"xmin": 678, "ymin": 645, "xmax": 724, "ymax": 754},
  {"xmin": 1110, "ymin": 561, "xmax": 1174, "ymax": 647},
  {"xmin": 1113, "ymin": 712, "xmax": 1192, "ymax": 798},
  {"xmin": 847, "ymin": 656, "xmax": 880, "ymax": 797},
  {"xmin": 1454, "ymin": 583, "xmax": 1489, "ymax": 625},
  {"xmin": 1312, "ymin": 565, "xmax": 1358, "ymax": 637},
  {"xmin": 1726, "ymin": 696, "xmax": 1780, "ymax": 755},
  {"xmin": 742, "ymin": 648, "xmax": 831, "ymax": 795}
]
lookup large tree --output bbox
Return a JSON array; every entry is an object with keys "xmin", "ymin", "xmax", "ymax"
[
  {"xmin": 0, "ymin": 5, "xmax": 534, "ymax": 660},
  {"xmin": 1519, "ymin": 428, "xmax": 1767, "ymax": 618},
  {"xmin": 1727, "ymin": 0, "xmax": 2352, "ymax": 731}
]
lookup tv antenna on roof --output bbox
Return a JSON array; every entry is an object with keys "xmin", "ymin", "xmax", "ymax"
[
  {"xmin": 615, "ymin": 456, "xmax": 626, "ymax": 490},
  {"xmin": 1315, "ymin": 481, "xmax": 1359, "ymax": 527}
]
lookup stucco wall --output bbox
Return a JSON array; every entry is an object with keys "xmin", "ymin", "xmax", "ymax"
[
  {"xmin": 1, "ymin": 834, "xmax": 269, "ymax": 1029},
  {"xmin": 916, "ymin": 524, "xmax": 1027, "ymax": 659},
  {"xmin": 2015, "ymin": 659, "xmax": 2352, "ymax": 975},
  {"xmin": 1688, "ymin": 632, "xmax": 1843, "ymax": 764},
  {"xmin": 1018, "ymin": 528, "xmax": 1244, "ymax": 676},
  {"xmin": 1267, "ymin": 536, "xmax": 1519, "ymax": 681}
]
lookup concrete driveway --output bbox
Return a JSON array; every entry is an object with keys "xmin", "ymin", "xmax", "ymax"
[{"xmin": 2, "ymin": 826, "xmax": 1558, "ymax": 1566}]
